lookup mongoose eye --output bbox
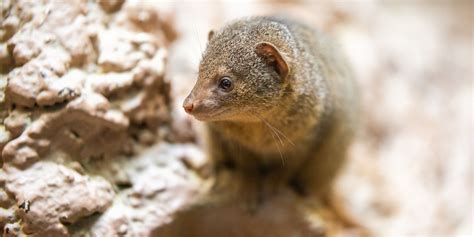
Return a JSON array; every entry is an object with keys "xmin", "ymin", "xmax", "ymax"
[{"xmin": 218, "ymin": 77, "xmax": 233, "ymax": 92}]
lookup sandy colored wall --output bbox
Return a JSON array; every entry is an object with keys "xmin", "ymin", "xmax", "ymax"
[{"xmin": 0, "ymin": 0, "xmax": 207, "ymax": 236}]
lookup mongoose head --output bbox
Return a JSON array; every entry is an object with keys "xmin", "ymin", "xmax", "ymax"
[{"xmin": 183, "ymin": 17, "xmax": 295, "ymax": 122}]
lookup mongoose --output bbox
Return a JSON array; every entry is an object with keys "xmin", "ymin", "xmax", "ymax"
[{"xmin": 183, "ymin": 16, "xmax": 358, "ymax": 201}]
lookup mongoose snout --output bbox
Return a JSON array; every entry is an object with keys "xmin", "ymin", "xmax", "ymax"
[
  {"xmin": 182, "ymin": 98, "xmax": 194, "ymax": 113},
  {"xmin": 183, "ymin": 73, "xmax": 239, "ymax": 121},
  {"xmin": 182, "ymin": 93, "xmax": 227, "ymax": 121}
]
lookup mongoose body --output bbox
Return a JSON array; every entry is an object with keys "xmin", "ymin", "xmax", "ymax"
[{"xmin": 183, "ymin": 16, "xmax": 357, "ymax": 197}]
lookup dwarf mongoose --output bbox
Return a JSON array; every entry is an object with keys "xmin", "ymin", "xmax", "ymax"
[{"xmin": 183, "ymin": 16, "xmax": 358, "ymax": 200}]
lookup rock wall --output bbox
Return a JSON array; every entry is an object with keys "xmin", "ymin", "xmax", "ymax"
[{"xmin": 0, "ymin": 0, "xmax": 207, "ymax": 236}]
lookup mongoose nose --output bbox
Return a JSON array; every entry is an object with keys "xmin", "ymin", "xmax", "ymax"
[{"xmin": 183, "ymin": 101, "xmax": 194, "ymax": 113}]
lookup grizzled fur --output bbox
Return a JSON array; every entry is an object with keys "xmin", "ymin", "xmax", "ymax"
[{"xmin": 186, "ymin": 16, "xmax": 358, "ymax": 197}]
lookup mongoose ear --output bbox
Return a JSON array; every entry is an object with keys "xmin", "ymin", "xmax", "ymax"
[
  {"xmin": 208, "ymin": 30, "xmax": 215, "ymax": 41},
  {"xmin": 254, "ymin": 42, "xmax": 289, "ymax": 81}
]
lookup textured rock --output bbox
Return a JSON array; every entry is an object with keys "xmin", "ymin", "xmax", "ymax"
[
  {"xmin": 99, "ymin": 0, "xmax": 125, "ymax": 13},
  {"xmin": 6, "ymin": 47, "xmax": 72, "ymax": 107},
  {"xmin": 0, "ymin": 44, "xmax": 13, "ymax": 71},
  {"xmin": 4, "ymin": 161, "xmax": 115, "ymax": 236},
  {"xmin": 0, "ymin": 0, "xmax": 203, "ymax": 236},
  {"xmin": 2, "ymin": 94, "xmax": 130, "ymax": 168},
  {"xmin": 3, "ymin": 109, "xmax": 30, "ymax": 138},
  {"xmin": 74, "ymin": 144, "xmax": 206, "ymax": 237}
]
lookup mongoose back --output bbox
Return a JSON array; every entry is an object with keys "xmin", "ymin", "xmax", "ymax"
[{"xmin": 183, "ymin": 16, "xmax": 358, "ymax": 198}]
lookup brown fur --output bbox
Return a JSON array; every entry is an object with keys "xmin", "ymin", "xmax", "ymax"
[{"xmin": 184, "ymin": 16, "xmax": 358, "ymax": 200}]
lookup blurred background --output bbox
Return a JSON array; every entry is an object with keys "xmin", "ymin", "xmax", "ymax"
[{"xmin": 165, "ymin": 1, "xmax": 473, "ymax": 236}]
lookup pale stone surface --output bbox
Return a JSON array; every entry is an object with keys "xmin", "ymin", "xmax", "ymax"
[
  {"xmin": 0, "ymin": 0, "xmax": 202, "ymax": 236},
  {"xmin": 4, "ymin": 161, "xmax": 115, "ymax": 236}
]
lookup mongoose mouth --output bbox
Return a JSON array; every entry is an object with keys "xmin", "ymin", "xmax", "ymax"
[
  {"xmin": 192, "ymin": 113, "xmax": 214, "ymax": 121},
  {"xmin": 190, "ymin": 107, "xmax": 231, "ymax": 121}
]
